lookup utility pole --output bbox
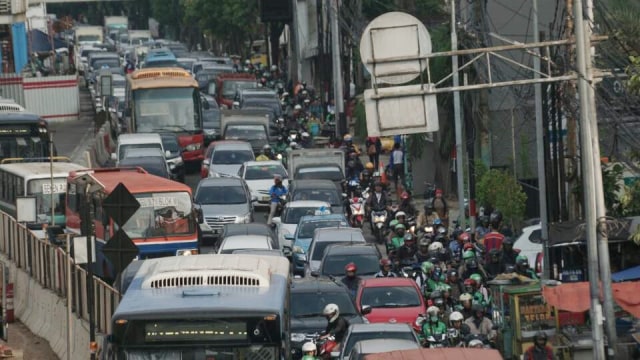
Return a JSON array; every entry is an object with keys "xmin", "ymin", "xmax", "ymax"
[
  {"xmin": 584, "ymin": 0, "xmax": 617, "ymax": 354},
  {"xmin": 532, "ymin": 0, "xmax": 550, "ymax": 280},
  {"xmin": 574, "ymin": 0, "xmax": 605, "ymax": 358},
  {"xmin": 451, "ymin": 0, "xmax": 465, "ymax": 225},
  {"xmin": 330, "ymin": 0, "xmax": 345, "ymax": 138},
  {"xmin": 564, "ymin": 0, "xmax": 580, "ymax": 220}
]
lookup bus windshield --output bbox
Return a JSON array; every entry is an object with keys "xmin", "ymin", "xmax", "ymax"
[
  {"xmin": 121, "ymin": 191, "xmax": 194, "ymax": 239},
  {"xmin": 27, "ymin": 178, "xmax": 66, "ymax": 221},
  {"xmin": 133, "ymin": 88, "xmax": 200, "ymax": 133},
  {"xmin": 0, "ymin": 125, "xmax": 50, "ymax": 161}
]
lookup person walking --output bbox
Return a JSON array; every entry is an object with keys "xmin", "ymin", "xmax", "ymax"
[
  {"xmin": 366, "ymin": 136, "xmax": 382, "ymax": 169},
  {"xmin": 388, "ymin": 143, "xmax": 405, "ymax": 193}
]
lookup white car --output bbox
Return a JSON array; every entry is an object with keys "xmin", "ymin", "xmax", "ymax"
[
  {"xmin": 217, "ymin": 234, "xmax": 276, "ymax": 254},
  {"xmin": 514, "ymin": 223, "xmax": 542, "ymax": 271},
  {"xmin": 238, "ymin": 161, "xmax": 289, "ymax": 208},
  {"xmin": 272, "ymin": 200, "xmax": 332, "ymax": 249}
]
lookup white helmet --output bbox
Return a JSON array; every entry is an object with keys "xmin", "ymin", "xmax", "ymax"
[
  {"xmin": 289, "ymin": 141, "xmax": 299, "ymax": 149},
  {"xmin": 459, "ymin": 293, "xmax": 473, "ymax": 302},
  {"xmin": 449, "ymin": 311, "xmax": 464, "ymax": 323},
  {"xmin": 468, "ymin": 339, "xmax": 484, "ymax": 348},
  {"xmin": 301, "ymin": 132, "xmax": 310, "ymax": 139},
  {"xmin": 271, "ymin": 65, "xmax": 278, "ymax": 71},
  {"xmin": 302, "ymin": 341, "xmax": 316, "ymax": 352},
  {"xmin": 263, "ymin": 144, "xmax": 271, "ymax": 150},
  {"xmin": 395, "ymin": 211, "xmax": 406, "ymax": 220},
  {"xmin": 426, "ymin": 306, "xmax": 439, "ymax": 317},
  {"xmin": 294, "ymin": 104, "xmax": 302, "ymax": 110},
  {"xmin": 323, "ymin": 303, "xmax": 340, "ymax": 323},
  {"xmin": 428, "ymin": 242, "xmax": 443, "ymax": 252}
]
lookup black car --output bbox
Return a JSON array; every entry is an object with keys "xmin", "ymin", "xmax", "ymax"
[
  {"xmin": 315, "ymin": 244, "xmax": 382, "ymax": 278},
  {"xmin": 202, "ymin": 94, "xmax": 221, "ymax": 146},
  {"xmin": 294, "ymin": 163, "xmax": 345, "ymax": 193},
  {"xmin": 118, "ymin": 155, "xmax": 171, "ymax": 179},
  {"xmin": 290, "ymin": 278, "xmax": 369, "ymax": 359},
  {"xmin": 289, "ymin": 179, "xmax": 345, "ymax": 214},
  {"xmin": 159, "ymin": 133, "xmax": 185, "ymax": 182}
]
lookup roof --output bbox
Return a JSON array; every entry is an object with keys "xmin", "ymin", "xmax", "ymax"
[
  {"xmin": 211, "ymin": 141, "xmax": 253, "ymax": 151},
  {"xmin": 117, "ymin": 133, "xmax": 162, "ymax": 144},
  {"xmin": 353, "ymin": 339, "xmax": 419, "ymax": 353},
  {"xmin": 220, "ymin": 235, "xmax": 272, "ymax": 252},
  {"xmin": 548, "ymin": 217, "xmax": 634, "ymax": 245},
  {"xmin": 349, "ymin": 323, "xmax": 415, "ymax": 333},
  {"xmin": 315, "ymin": 227, "xmax": 364, "ymax": 238},
  {"xmin": 72, "ymin": 168, "xmax": 191, "ymax": 194},
  {"xmin": 0, "ymin": 111, "xmax": 42, "ymax": 121},
  {"xmin": 324, "ymin": 244, "xmax": 379, "ymax": 256},
  {"xmin": 360, "ymin": 277, "xmax": 418, "ymax": 288},
  {"xmin": 113, "ymin": 254, "xmax": 290, "ymax": 319},
  {"xmin": 222, "ymin": 223, "xmax": 274, "ymax": 238},
  {"xmin": 291, "ymin": 277, "xmax": 347, "ymax": 292},
  {"xmin": 244, "ymin": 160, "xmax": 284, "ymax": 168},
  {"xmin": 362, "ymin": 348, "xmax": 504, "ymax": 360},
  {"xmin": 286, "ymin": 200, "xmax": 331, "ymax": 208},
  {"xmin": 300, "ymin": 214, "xmax": 348, "ymax": 223},
  {"xmin": 128, "ymin": 68, "xmax": 197, "ymax": 90},
  {"xmin": 197, "ymin": 177, "xmax": 245, "ymax": 187},
  {"xmin": 0, "ymin": 162, "xmax": 85, "ymax": 178},
  {"xmin": 291, "ymin": 179, "xmax": 338, "ymax": 189}
]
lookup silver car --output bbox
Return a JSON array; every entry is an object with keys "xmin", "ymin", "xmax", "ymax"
[{"xmin": 194, "ymin": 177, "xmax": 256, "ymax": 243}]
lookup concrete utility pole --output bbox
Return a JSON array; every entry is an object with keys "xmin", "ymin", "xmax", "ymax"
[
  {"xmin": 451, "ymin": 0, "xmax": 466, "ymax": 224},
  {"xmin": 532, "ymin": 0, "xmax": 550, "ymax": 280},
  {"xmin": 565, "ymin": 0, "xmax": 580, "ymax": 220},
  {"xmin": 330, "ymin": 0, "xmax": 345, "ymax": 138},
  {"xmin": 574, "ymin": 0, "xmax": 605, "ymax": 358}
]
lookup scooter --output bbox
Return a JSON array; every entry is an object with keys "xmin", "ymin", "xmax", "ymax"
[
  {"xmin": 371, "ymin": 210, "xmax": 388, "ymax": 244},
  {"xmin": 424, "ymin": 333, "xmax": 448, "ymax": 348},
  {"xmin": 313, "ymin": 334, "xmax": 338, "ymax": 359},
  {"xmin": 349, "ymin": 196, "xmax": 365, "ymax": 228}
]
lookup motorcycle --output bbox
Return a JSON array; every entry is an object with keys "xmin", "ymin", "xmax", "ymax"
[
  {"xmin": 349, "ymin": 196, "xmax": 365, "ymax": 228},
  {"xmin": 370, "ymin": 210, "xmax": 388, "ymax": 244},
  {"xmin": 313, "ymin": 333, "xmax": 338, "ymax": 359},
  {"xmin": 424, "ymin": 333, "xmax": 448, "ymax": 348},
  {"xmin": 265, "ymin": 195, "xmax": 287, "ymax": 223}
]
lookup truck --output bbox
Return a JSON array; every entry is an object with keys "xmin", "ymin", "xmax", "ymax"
[
  {"xmin": 220, "ymin": 109, "xmax": 273, "ymax": 155},
  {"xmin": 215, "ymin": 73, "xmax": 258, "ymax": 109},
  {"xmin": 75, "ymin": 26, "xmax": 103, "ymax": 46},
  {"xmin": 104, "ymin": 16, "xmax": 128, "ymax": 40},
  {"xmin": 287, "ymin": 148, "xmax": 345, "ymax": 191}
]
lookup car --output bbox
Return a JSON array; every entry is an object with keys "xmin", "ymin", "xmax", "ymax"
[
  {"xmin": 236, "ymin": 87, "xmax": 278, "ymax": 104},
  {"xmin": 159, "ymin": 133, "xmax": 185, "ymax": 182},
  {"xmin": 305, "ymin": 227, "xmax": 367, "ymax": 276},
  {"xmin": 272, "ymin": 200, "xmax": 332, "ymax": 250},
  {"xmin": 176, "ymin": 57, "xmax": 197, "ymax": 74},
  {"xmin": 193, "ymin": 177, "xmax": 256, "ymax": 243},
  {"xmin": 286, "ymin": 213, "xmax": 350, "ymax": 276},
  {"xmin": 200, "ymin": 140, "xmax": 247, "ymax": 178},
  {"xmin": 196, "ymin": 64, "xmax": 234, "ymax": 90},
  {"xmin": 347, "ymin": 339, "xmax": 420, "ymax": 360},
  {"xmin": 338, "ymin": 323, "xmax": 421, "ymax": 360},
  {"xmin": 112, "ymin": 133, "xmax": 166, "ymax": 166},
  {"xmin": 217, "ymin": 234, "xmax": 275, "ymax": 254},
  {"xmin": 238, "ymin": 161, "xmax": 289, "ymax": 208},
  {"xmin": 117, "ymin": 154, "xmax": 171, "ymax": 179},
  {"xmin": 231, "ymin": 249, "xmax": 285, "ymax": 256},
  {"xmin": 514, "ymin": 223, "xmax": 542, "ymax": 270},
  {"xmin": 289, "ymin": 179, "xmax": 345, "ymax": 214},
  {"xmin": 221, "ymin": 223, "xmax": 276, "ymax": 246},
  {"xmin": 314, "ymin": 244, "xmax": 381, "ymax": 279},
  {"xmin": 201, "ymin": 95, "xmax": 221, "ymax": 146},
  {"xmin": 206, "ymin": 141, "xmax": 255, "ymax": 177},
  {"xmin": 290, "ymin": 278, "xmax": 370, "ymax": 359},
  {"xmin": 354, "ymin": 277, "xmax": 426, "ymax": 326}
]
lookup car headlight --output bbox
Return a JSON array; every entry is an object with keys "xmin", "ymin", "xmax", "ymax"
[
  {"xmin": 176, "ymin": 249, "xmax": 198, "ymax": 256},
  {"xmin": 291, "ymin": 333, "xmax": 306, "ymax": 343},
  {"xmin": 184, "ymin": 143, "xmax": 202, "ymax": 151},
  {"xmin": 236, "ymin": 213, "xmax": 251, "ymax": 223}
]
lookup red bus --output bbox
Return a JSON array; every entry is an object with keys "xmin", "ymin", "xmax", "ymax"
[
  {"xmin": 66, "ymin": 167, "xmax": 199, "ymax": 279},
  {"xmin": 124, "ymin": 68, "xmax": 204, "ymax": 162}
]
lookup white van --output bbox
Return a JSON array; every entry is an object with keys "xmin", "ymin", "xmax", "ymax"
[{"xmin": 111, "ymin": 133, "xmax": 169, "ymax": 166}]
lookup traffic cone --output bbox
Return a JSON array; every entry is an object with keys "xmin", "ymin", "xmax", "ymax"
[{"xmin": 379, "ymin": 161, "xmax": 388, "ymax": 185}]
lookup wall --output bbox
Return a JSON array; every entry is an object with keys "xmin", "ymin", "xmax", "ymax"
[{"xmin": 23, "ymin": 75, "xmax": 79, "ymax": 122}]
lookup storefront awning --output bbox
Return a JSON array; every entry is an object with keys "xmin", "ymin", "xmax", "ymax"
[{"xmin": 542, "ymin": 281, "xmax": 640, "ymax": 318}]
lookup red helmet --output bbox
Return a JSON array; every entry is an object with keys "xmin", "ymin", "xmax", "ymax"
[
  {"xmin": 345, "ymin": 262, "xmax": 357, "ymax": 272},
  {"xmin": 464, "ymin": 278, "xmax": 477, "ymax": 287},
  {"xmin": 463, "ymin": 243, "xmax": 475, "ymax": 251},
  {"xmin": 380, "ymin": 259, "xmax": 392, "ymax": 267},
  {"xmin": 400, "ymin": 191, "xmax": 410, "ymax": 200},
  {"xmin": 458, "ymin": 232, "xmax": 470, "ymax": 242},
  {"xmin": 435, "ymin": 189, "xmax": 443, "ymax": 195}
]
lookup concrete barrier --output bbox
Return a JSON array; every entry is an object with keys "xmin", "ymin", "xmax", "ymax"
[{"xmin": 0, "ymin": 252, "xmax": 105, "ymax": 360}]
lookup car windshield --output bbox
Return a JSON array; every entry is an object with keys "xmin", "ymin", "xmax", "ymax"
[
  {"xmin": 121, "ymin": 191, "xmax": 194, "ymax": 239},
  {"xmin": 343, "ymin": 331, "xmax": 416, "ymax": 357},
  {"xmin": 161, "ymin": 135, "xmax": 181, "ymax": 153},
  {"xmin": 292, "ymin": 189, "xmax": 340, "ymax": 205},
  {"xmin": 297, "ymin": 168, "xmax": 343, "ymax": 181},
  {"xmin": 222, "ymin": 80, "xmax": 257, "ymax": 99},
  {"xmin": 27, "ymin": 179, "xmax": 66, "ymax": 221},
  {"xmin": 322, "ymin": 254, "xmax": 379, "ymax": 276},
  {"xmin": 220, "ymin": 238, "xmax": 268, "ymax": 254},
  {"xmin": 312, "ymin": 240, "xmax": 361, "ymax": 261},
  {"xmin": 195, "ymin": 184, "xmax": 247, "ymax": 205},
  {"xmin": 211, "ymin": 150, "xmax": 254, "ymax": 165},
  {"xmin": 291, "ymin": 291, "xmax": 358, "ymax": 318},
  {"xmin": 283, "ymin": 207, "xmax": 322, "ymax": 224},
  {"xmin": 298, "ymin": 220, "xmax": 346, "ymax": 239},
  {"xmin": 119, "ymin": 143, "xmax": 162, "ymax": 160},
  {"xmin": 119, "ymin": 158, "xmax": 168, "ymax": 178},
  {"xmin": 244, "ymin": 164, "xmax": 287, "ymax": 180},
  {"xmin": 360, "ymin": 286, "xmax": 422, "ymax": 308},
  {"xmin": 92, "ymin": 59, "xmax": 119, "ymax": 70},
  {"xmin": 225, "ymin": 125, "xmax": 267, "ymax": 140}
]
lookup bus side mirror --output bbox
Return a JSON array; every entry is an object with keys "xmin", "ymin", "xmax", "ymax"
[{"xmin": 194, "ymin": 207, "xmax": 204, "ymax": 224}]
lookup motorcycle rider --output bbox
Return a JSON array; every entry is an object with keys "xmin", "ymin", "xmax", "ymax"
[
  {"xmin": 320, "ymin": 303, "xmax": 349, "ymax": 346},
  {"xmin": 341, "ymin": 263, "xmax": 362, "ymax": 299},
  {"xmin": 273, "ymin": 135, "xmax": 288, "ymax": 155},
  {"xmin": 458, "ymin": 293, "xmax": 474, "ymax": 320},
  {"xmin": 421, "ymin": 261, "xmax": 439, "ymax": 298},
  {"xmin": 398, "ymin": 191, "xmax": 417, "ymax": 218},
  {"xmin": 375, "ymin": 258, "xmax": 397, "ymax": 278},
  {"xmin": 388, "ymin": 223, "xmax": 406, "ymax": 253},
  {"xmin": 464, "ymin": 278, "xmax": 487, "ymax": 307},
  {"xmin": 360, "ymin": 162, "xmax": 375, "ymax": 190},
  {"xmin": 256, "ymin": 144, "xmax": 275, "ymax": 161},
  {"xmin": 523, "ymin": 331, "xmax": 554, "ymax": 360},
  {"xmin": 431, "ymin": 189, "xmax": 449, "ymax": 229},
  {"xmin": 475, "ymin": 215, "xmax": 491, "ymax": 241},
  {"xmin": 459, "ymin": 250, "xmax": 488, "ymax": 280},
  {"xmin": 449, "ymin": 232, "xmax": 469, "ymax": 265},
  {"xmin": 515, "ymin": 255, "xmax": 539, "ymax": 280},
  {"xmin": 447, "ymin": 269, "xmax": 465, "ymax": 303},
  {"xmin": 301, "ymin": 341, "xmax": 318, "ymax": 360},
  {"xmin": 470, "ymin": 273, "xmax": 490, "ymax": 305},
  {"xmin": 267, "ymin": 175, "xmax": 287, "ymax": 225},
  {"xmin": 485, "ymin": 249, "xmax": 504, "ymax": 279},
  {"xmin": 501, "ymin": 237, "xmax": 518, "ymax": 267},
  {"xmin": 300, "ymin": 131, "xmax": 312, "ymax": 148},
  {"xmin": 416, "ymin": 238, "xmax": 431, "ymax": 263},
  {"xmin": 482, "ymin": 210, "xmax": 505, "ymax": 263},
  {"xmin": 421, "ymin": 306, "xmax": 448, "ymax": 342},
  {"xmin": 448, "ymin": 311, "xmax": 471, "ymax": 347},
  {"xmin": 365, "ymin": 181, "xmax": 389, "ymax": 230},
  {"xmin": 464, "ymin": 304, "xmax": 497, "ymax": 343},
  {"xmin": 394, "ymin": 211, "xmax": 407, "ymax": 227},
  {"xmin": 396, "ymin": 233, "xmax": 418, "ymax": 266}
]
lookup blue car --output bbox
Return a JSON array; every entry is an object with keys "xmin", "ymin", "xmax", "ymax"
[{"xmin": 286, "ymin": 213, "xmax": 349, "ymax": 276}]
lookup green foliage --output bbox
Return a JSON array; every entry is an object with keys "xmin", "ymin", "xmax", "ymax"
[
  {"xmin": 353, "ymin": 99, "xmax": 368, "ymax": 139},
  {"xmin": 150, "ymin": 0, "xmax": 183, "ymax": 39},
  {"xmin": 602, "ymin": 164, "xmax": 624, "ymax": 216},
  {"xmin": 475, "ymin": 165, "xmax": 527, "ymax": 229},
  {"xmin": 626, "ymin": 56, "xmax": 640, "ymax": 95}
]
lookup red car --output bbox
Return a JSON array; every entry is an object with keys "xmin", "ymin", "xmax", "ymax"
[{"xmin": 355, "ymin": 277, "xmax": 426, "ymax": 325}]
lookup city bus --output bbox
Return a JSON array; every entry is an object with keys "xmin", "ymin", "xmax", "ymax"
[
  {"xmin": 106, "ymin": 254, "xmax": 291, "ymax": 360},
  {"xmin": 0, "ymin": 160, "xmax": 85, "ymax": 226},
  {"xmin": 124, "ymin": 68, "xmax": 204, "ymax": 163},
  {"xmin": 0, "ymin": 100, "xmax": 54, "ymax": 163},
  {"xmin": 65, "ymin": 167, "xmax": 199, "ymax": 279},
  {"xmin": 142, "ymin": 48, "xmax": 179, "ymax": 69}
]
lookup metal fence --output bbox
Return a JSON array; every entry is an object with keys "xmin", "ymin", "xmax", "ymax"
[
  {"xmin": 23, "ymin": 75, "xmax": 80, "ymax": 121},
  {"xmin": 0, "ymin": 211, "xmax": 120, "ymax": 334}
]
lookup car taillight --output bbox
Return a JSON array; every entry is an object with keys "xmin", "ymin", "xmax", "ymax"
[{"xmin": 535, "ymin": 252, "xmax": 543, "ymax": 274}]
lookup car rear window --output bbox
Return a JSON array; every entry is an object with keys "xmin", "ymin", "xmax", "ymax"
[{"xmin": 343, "ymin": 331, "xmax": 416, "ymax": 358}]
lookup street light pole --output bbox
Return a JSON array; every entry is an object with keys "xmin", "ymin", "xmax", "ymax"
[
  {"xmin": 330, "ymin": 0, "xmax": 345, "ymax": 138},
  {"xmin": 451, "ymin": 0, "xmax": 465, "ymax": 225}
]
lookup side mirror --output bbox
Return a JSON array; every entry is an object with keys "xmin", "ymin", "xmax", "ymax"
[
  {"xmin": 111, "ymin": 153, "xmax": 117, "ymax": 161},
  {"xmin": 251, "ymin": 195, "xmax": 258, "ymax": 203},
  {"xmin": 195, "ymin": 207, "xmax": 204, "ymax": 224},
  {"xmin": 169, "ymin": 163, "xmax": 176, "ymax": 170},
  {"xmin": 342, "ymin": 193, "xmax": 348, "ymax": 199},
  {"xmin": 361, "ymin": 305, "xmax": 372, "ymax": 315},
  {"xmin": 272, "ymin": 217, "xmax": 281, "ymax": 224},
  {"xmin": 310, "ymin": 271, "xmax": 320, "ymax": 278},
  {"xmin": 232, "ymin": 101, "xmax": 240, "ymax": 108},
  {"xmin": 282, "ymin": 246, "xmax": 292, "ymax": 257},
  {"xmin": 165, "ymin": 150, "xmax": 172, "ymax": 157}
]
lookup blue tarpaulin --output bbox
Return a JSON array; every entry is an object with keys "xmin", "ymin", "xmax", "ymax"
[
  {"xmin": 612, "ymin": 265, "xmax": 640, "ymax": 282},
  {"xmin": 29, "ymin": 29, "xmax": 68, "ymax": 53},
  {"xmin": 12, "ymin": 22, "xmax": 28, "ymax": 74}
]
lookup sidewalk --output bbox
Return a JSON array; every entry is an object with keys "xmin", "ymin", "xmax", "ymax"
[{"xmin": 0, "ymin": 321, "xmax": 58, "ymax": 359}]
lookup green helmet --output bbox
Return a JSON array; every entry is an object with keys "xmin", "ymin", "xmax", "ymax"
[
  {"xmin": 395, "ymin": 223, "xmax": 406, "ymax": 230},
  {"xmin": 470, "ymin": 273, "xmax": 483, "ymax": 283},
  {"xmin": 516, "ymin": 254, "xmax": 529, "ymax": 265},
  {"xmin": 436, "ymin": 283, "xmax": 451, "ymax": 292},
  {"xmin": 389, "ymin": 219, "xmax": 399, "ymax": 228},
  {"xmin": 421, "ymin": 261, "xmax": 434, "ymax": 273},
  {"xmin": 462, "ymin": 250, "xmax": 475, "ymax": 260}
]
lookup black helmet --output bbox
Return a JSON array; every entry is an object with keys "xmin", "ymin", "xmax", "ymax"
[
  {"xmin": 505, "ymin": 264, "xmax": 516, "ymax": 273},
  {"xmin": 489, "ymin": 210, "xmax": 503, "ymax": 228},
  {"xmin": 534, "ymin": 331, "xmax": 548, "ymax": 342},
  {"xmin": 472, "ymin": 303, "xmax": 484, "ymax": 313},
  {"xmin": 503, "ymin": 236, "xmax": 514, "ymax": 245},
  {"xmin": 347, "ymin": 160, "xmax": 356, "ymax": 169},
  {"xmin": 480, "ymin": 215, "xmax": 490, "ymax": 227},
  {"xmin": 488, "ymin": 248, "xmax": 501, "ymax": 257}
]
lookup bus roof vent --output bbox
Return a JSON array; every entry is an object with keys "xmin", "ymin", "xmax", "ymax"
[
  {"xmin": 144, "ymin": 270, "xmax": 268, "ymax": 289},
  {"xmin": 0, "ymin": 102, "xmax": 25, "ymax": 113},
  {"xmin": 132, "ymin": 68, "xmax": 191, "ymax": 80}
]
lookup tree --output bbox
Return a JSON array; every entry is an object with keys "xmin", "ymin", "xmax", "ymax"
[
  {"xmin": 475, "ymin": 162, "xmax": 527, "ymax": 230},
  {"xmin": 150, "ymin": 0, "xmax": 183, "ymax": 40}
]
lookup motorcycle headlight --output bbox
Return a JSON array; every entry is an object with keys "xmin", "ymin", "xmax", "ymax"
[
  {"xmin": 184, "ymin": 143, "xmax": 202, "ymax": 151},
  {"xmin": 291, "ymin": 333, "xmax": 306, "ymax": 343},
  {"xmin": 276, "ymin": 153, "xmax": 283, "ymax": 160}
]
